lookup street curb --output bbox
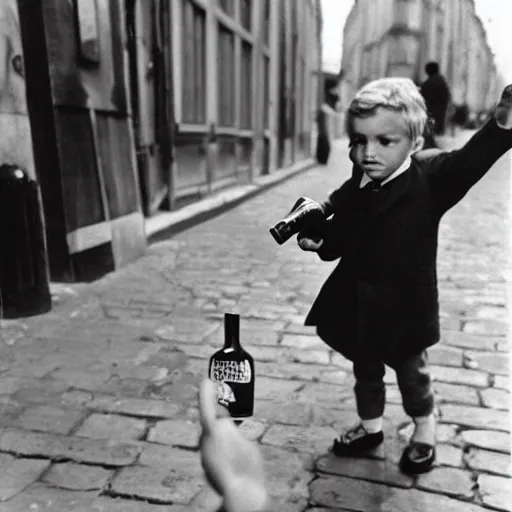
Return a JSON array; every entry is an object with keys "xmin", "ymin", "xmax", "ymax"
[{"xmin": 146, "ymin": 157, "xmax": 318, "ymax": 244}]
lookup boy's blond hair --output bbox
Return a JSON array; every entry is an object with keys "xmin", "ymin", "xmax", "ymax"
[{"xmin": 346, "ymin": 77, "xmax": 428, "ymax": 141}]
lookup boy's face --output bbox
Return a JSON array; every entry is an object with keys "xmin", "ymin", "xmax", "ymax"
[{"xmin": 349, "ymin": 108, "xmax": 423, "ymax": 181}]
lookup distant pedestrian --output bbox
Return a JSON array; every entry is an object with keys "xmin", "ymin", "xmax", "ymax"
[
  {"xmin": 420, "ymin": 61, "xmax": 451, "ymax": 135},
  {"xmin": 296, "ymin": 78, "xmax": 512, "ymax": 476},
  {"xmin": 315, "ymin": 107, "xmax": 331, "ymax": 164}
]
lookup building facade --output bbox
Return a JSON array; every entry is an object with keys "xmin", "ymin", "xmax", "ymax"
[
  {"xmin": 11, "ymin": 0, "xmax": 322, "ymax": 282},
  {"xmin": 340, "ymin": 0, "xmax": 500, "ymax": 120}
]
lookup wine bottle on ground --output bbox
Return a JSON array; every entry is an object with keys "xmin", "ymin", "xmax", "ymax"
[{"xmin": 208, "ymin": 313, "xmax": 255, "ymax": 424}]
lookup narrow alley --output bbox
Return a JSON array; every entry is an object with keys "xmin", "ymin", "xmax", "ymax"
[{"xmin": 0, "ymin": 137, "xmax": 510, "ymax": 511}]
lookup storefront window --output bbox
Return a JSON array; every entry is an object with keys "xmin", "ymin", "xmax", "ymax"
[
  {"xmin": 218, "ymin": 25, "xmax": 235, "ymax": 126},
  {"xmin": 182, "ymin": 0, "xmax": 206, "ymax": 123},
  {"xmin": 218, "ymin": 0, "xmax": 234, "ymax": 17},
  {"xmin": 240, "ymin": 0, "xmax": 251, "ymax": 31},
  {"xmin": 76, "ymin": 0, "xmax": 100, "ymax": 64},
  {"xmin": 240, "ymin": 41, "xmax": 252, "ymax": 128}
]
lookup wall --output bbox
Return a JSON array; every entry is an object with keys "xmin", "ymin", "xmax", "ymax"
[
  {"xmin": 171, "ymin": 0, "xmax": 321, "ymax": 206},
  {"xmin": 16, "ymin": 0, "xmax": 322, "ymax": 282},
  {"xmin": 341, "ymin": 0, "xmax": 498, "ymax": 120},
  {"xmin": 18, "ymin": 0, "xmax": 146, "ymax": 282}
]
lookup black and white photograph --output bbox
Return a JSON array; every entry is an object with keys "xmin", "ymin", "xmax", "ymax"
[{"xmin": 0, "ymin": 0, "xmax": 510, "ymax": 511}]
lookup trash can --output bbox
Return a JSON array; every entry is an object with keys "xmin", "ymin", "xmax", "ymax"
[{"xmin": 0, "ymin": 164, "xmax": 51, "ymax": 318}]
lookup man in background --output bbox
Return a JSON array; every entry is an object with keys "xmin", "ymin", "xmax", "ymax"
[{"xmin": 420, "ymin": 61, "xmax": 451, "ymax": 136}]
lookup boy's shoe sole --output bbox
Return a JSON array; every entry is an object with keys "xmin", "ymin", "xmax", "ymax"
[
  {"xmin": 332, "ymin": 430, "xmax": 384, "ymax": 457},
  {"xmin": 399, "ymin": 442, "xmax": 436, "ymax": 475}
]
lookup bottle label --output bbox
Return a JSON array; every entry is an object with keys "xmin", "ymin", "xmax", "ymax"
[
  {"xmin": 215, "ymin": 381, "xmax": 236, "ymax": 407},
  {"xmin": 210, "ymin": 359, "xmax": 252, "ymax": 384}
]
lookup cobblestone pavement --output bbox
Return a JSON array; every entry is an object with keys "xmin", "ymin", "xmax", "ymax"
[{"xmin": 0, "ymin": 134, "xmax": 510, "ymax": 512}]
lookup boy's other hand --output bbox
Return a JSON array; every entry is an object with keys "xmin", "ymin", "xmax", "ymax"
[
  {"xmin": 297, "ymin": 232, "xmax": 324, "ymax": 251},
  {"xmin": 495, "ymin": 84, "xmax": 512, "ymax": 129}
]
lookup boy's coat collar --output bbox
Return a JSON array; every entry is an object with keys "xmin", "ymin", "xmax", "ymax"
[
  {"xmin": 359, "ymin": 156, "xmax": 412, "ymax": 188},
  {"xmin": 352, "ymin": 159, "xmax": 415, "ymax": 216}
]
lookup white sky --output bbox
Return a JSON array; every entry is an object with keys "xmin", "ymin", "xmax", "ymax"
[{"xmin": 321, "ymin": 0, "xmax": 512, "ymax": 83}]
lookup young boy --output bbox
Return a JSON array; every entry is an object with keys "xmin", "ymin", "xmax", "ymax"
[{"xmin": 298, "ymin": 78, "xmax": 512, "ymax": 475}]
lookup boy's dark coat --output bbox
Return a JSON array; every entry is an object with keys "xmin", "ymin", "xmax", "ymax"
[{"xmin": 306, "ymin": 119, "xmax": 512, "ymax": 363}]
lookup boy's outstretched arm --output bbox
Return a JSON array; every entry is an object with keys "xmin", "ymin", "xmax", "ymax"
[{"xmin": 424, "ymin": 84, "xmax": 512, "ymax": 215}]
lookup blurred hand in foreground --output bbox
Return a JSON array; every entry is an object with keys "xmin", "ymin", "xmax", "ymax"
[{"xmin": 198, "ymin": 379, "xmax": 269, "ymax": 512}]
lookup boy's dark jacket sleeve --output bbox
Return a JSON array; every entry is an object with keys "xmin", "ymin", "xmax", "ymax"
[
  {"xmin": 321, "ymin": 164, "xmax": 363, "ymax": 216},
  {"xmin": 416, "ymin": 118, "xmax": 512, "ymax": 215},
  {"xmin": 315, "ymin": 166, "xmax": 363, "ymax": 261}
]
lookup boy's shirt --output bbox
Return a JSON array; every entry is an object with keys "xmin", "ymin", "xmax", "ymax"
[
  {"xmin": 323, "ymin": 154, "xmax": 413, "ymax": 215},
  {"xmin": 359, "ymin": 156, "xmax": 412, "ymax": 189}
]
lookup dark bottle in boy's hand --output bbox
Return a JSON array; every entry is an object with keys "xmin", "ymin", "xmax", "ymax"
[
  {"xmin": 269, "ymin": 196, "xmax": 325, "ymax": 245},
  {"xmin": 208, "ymin": 313, "xmax": 254, "ymax": 422}
]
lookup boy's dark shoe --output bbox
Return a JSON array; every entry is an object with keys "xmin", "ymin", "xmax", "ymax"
[
  {"xmin": 399, "ymin": 442, "xmax": 436, "ymax": 475},
  {"xmin": 332, "ymin": 424, "xmax": 384, "ymax": 457}
]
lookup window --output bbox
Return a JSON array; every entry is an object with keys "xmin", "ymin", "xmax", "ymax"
[
  {"xmin": 218, "ymin": 25, "xmax": 235, "ymax": 126},
  {"xmin": 263, "ymin": 0, "xmax": 270, "ymax": 45},
  {"xmin": 182, "ymin": 1, "xmax": 206, "ymax": 124},
  {"xmin": 76, "ymin": 0, "xmax": 100, "ymax": 63},
  {"xmin": 297, "ymin": 58, "xmax": 305, "ymax": 136},
  {"xmin": 240, "ymin": 0, "xmax": 252, "ymax": 31},
  {"xmin": 263, "ymin": 56, "xmax": 269, "ymax": 129},
  {"xmin": 362, "ymin": 48, "xmax": 370, "ymax": 78},
  {"xmin": 240, "ymin": 41, "xmax": 252, "ymax": 128},
  {"xmin": 218, "ymin": 0, "xmax": 234, "ymax": 16},
  {"xmin": 436, "ymin": 22, "xmax": 443, "ymax": 59}
]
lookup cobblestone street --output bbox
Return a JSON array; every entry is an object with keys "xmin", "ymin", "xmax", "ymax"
[{"xmin": 0, "ymin": 135, "xmax": 510, "ymax": 511}]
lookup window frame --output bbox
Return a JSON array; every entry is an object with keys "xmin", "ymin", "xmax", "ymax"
[{"xmin": 180, "ymin": 0, "xmax": 207, "ymax": 125}]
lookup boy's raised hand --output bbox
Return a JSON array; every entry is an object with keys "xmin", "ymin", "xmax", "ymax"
[{"xmin": 495, "ymin": 84, "xmax": 512, "ymax": 129}]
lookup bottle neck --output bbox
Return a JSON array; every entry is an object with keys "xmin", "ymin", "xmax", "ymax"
[{"xmin": 224, "ymin": 313, "xmax": 241, "ymax": 350}]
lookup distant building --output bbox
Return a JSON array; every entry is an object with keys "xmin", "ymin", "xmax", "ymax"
[
  {"xmin": 341, "ymin": 0, "xmax": 500, "ymax": 123},
  {"xmin": 12, "ymin": 0, "xmax": 322, "ymax": 281},
  {"xmin": 323, "ymin": 70, "xmax": 341, "ymax": 110}
]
